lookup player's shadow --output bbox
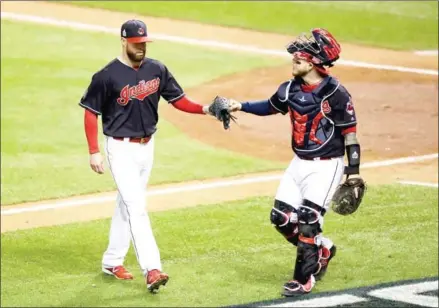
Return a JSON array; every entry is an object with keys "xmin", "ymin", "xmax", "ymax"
[
  {"xmin": 59, "ymin": 273, "xmax": 151, "ymax": 307},
  {"xmin": 15, "ymin": 244, "xmax": 151, "ymax": 306}
]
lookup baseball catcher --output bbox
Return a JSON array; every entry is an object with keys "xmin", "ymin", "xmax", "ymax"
[{"xmin": 214, "ymin": 28, "xmax": 367, "ymax": 297}]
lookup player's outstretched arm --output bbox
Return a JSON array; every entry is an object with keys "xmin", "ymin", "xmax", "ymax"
[
  {"xmin": 171, "ymin": 95, "xmax": 236, "ymax": 129},
  {"xmin": 229, "ymin": 99, "xmax": 279, "ymax": 116},
  {"xmin": 171, "ymin": 96, "xmax": 211, "ymax": 115}
]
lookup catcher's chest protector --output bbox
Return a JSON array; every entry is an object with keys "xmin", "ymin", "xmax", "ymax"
[{"xmin": 285, "ymin": 77, "xmax": 339, "ymax": 153}]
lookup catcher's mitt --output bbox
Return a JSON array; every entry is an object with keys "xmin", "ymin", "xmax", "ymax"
[
  {"xmin": 208, "ymin": 96, "xmax": 237, "ymax": 130},
  {"xmin": 331, "ymin": 176, "xmax": 367, "ymax": 215}
]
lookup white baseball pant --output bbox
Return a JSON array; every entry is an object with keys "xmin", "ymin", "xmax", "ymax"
[
  {"xmin": 102, "ymin": 135, "xmax": 161, "ymax": 276},
  {"xmin": 275, "ymin": 155, "xmax": 345, "ymax": 246}
]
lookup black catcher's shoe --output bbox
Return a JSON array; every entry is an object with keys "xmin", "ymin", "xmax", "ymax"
[{"xmin": 282, "ymin": 275, "xmax": 315, "ymax": 297}]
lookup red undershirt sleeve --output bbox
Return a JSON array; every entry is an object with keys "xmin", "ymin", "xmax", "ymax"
[
  {"xmin": 171, "ymin": 96, "xmax": 204, "ymax": 114},
  {"xmin": 84, "ymin": 109, "xmax": 100, "ymax": 154}
]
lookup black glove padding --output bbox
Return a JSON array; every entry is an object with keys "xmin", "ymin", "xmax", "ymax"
[
  {"xmin": 208, "ymin": 96, "xmax": 237, "ymax": 130},
  {"xmin": 331, "ymin": 176, "xmax": 367, "ymax": 215}
]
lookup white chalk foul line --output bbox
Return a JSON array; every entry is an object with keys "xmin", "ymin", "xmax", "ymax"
[
  {"xmin": 1, "ymin": 12, "xmax": 438, "ymax": 76},
  {"xmin": 261, "ymin": 294, "xmax": 367, "ymax": 307},
  {"xmin": 1, "ymin": 153, "xmax": 437, "ymax": 216},
  {"xmin": 360, "ymin": 153, "xmax": 437, "ymax": 168},
  {"xmin": 1, "ymin": 174, "xmax": 282, "ymax": 216},
  {"xmin": 414, "ymin": 50, "xmax": 438, "ymax": 56},
  {"xmin": 398, "ymin": 181, "xmax": 438, "ymax": 188}
]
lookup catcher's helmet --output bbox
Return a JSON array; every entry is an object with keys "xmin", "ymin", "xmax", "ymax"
[{"xmin": 286, "ymin": 28, "xmax": 341, "ymax": 68}]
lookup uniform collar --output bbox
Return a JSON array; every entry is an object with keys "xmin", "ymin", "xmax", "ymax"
[{"xmin": 116, "ymin": 56, "xmax": 144, "ymax": 70}]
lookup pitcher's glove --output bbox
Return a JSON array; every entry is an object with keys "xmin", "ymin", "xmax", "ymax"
[
  {"xmin": 208, "ymin": 96, "xmax": 237, "ymax": 130},
  {"xmin": 331, "ymin": 176, "xmax": 367, "ymax": 215}
]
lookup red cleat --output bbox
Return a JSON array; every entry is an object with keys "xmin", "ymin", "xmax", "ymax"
[
  {"xmin": 146, "ymin": 269, "xmax": 169, "ymax": 293},
  {"xmin": 102, "ymin": 265, "xmax": 134, "ymax": 280}
]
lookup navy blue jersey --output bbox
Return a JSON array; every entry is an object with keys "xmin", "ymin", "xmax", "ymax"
[
  {"xmin": 79, "ymin": 57, "xmax": 184, "ymax": 137},
  {"xmin": 269, "ymin": 76, "xmax": 357, "ymax": 159}
]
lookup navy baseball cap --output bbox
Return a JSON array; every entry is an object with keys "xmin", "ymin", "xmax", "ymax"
[{"xmin": 121, "ymin": 19, "xmax": 152, "ymax": 43}]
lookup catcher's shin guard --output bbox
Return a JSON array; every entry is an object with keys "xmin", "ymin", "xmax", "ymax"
[
  {"xmin": 314, "ymin": 244, "xmax": 337, "ymax": 281},
  {"xmin": 293, "ymin": 200, "xmax": 325, "ymax": 284},
  {"xmin": 270, "ymin": 200, "xmax": 299, "ymax": 245}
]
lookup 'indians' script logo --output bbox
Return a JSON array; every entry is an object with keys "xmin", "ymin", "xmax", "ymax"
[
  {"xmin": 322, "ymin": 100, "xmax": 331, "ymax": 113},
  {"xmin": 117, "ymin": 78, "xmax": 160, "ymax": 106}
]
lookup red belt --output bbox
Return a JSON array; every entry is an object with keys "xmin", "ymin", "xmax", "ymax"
[{"xmin": 113, "ymin": 136, "xmax": 151, "ymax": 144}]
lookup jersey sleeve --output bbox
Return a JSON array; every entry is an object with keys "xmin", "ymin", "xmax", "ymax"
[
  {"xmin": 268, "ymin": 81, "xmax": 290, "ymax": 115},
  {"xmin": 78, "ymin": 72, "xmax": 107, "ymax": 115},
  {"xmin": 329, "ymin": 86, "xmax": 357, "ymax": 127},
  {"xmin": 159, "ymin": 64, "xmax": 185, "ymax": 103}
]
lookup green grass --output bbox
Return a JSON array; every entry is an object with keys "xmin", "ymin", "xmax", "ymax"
[
  {"xmin": 1, "ymin": 185, "xmax": 437, "ymax": 307},
  {"xmin": 68, "ymin": 1, "xmax": 438, "ymax": 50},
  {"xmin": 0, "ymin": 20, "xmax": 285, "ymax": 205}
]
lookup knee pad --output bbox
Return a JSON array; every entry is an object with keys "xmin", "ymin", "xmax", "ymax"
[
  {"xmin": 297, "ymin": 199, "xmax": 325, "ymax": 224},
  {"xmin": 270, "ymin": 200, "xmax": 299, "ymax": 245},
  {"xmin": 270, "ymin": 200, "xmax": 298, "ymax": 225}
]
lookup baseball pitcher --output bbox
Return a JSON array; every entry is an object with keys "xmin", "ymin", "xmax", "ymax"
[
  {"xmin": 216, "ymin": 28, "xmax": 366, "ymax": 296},
  {"xmin": 79, "ymin": 19, "xmax": 231, "ymax": 293}
]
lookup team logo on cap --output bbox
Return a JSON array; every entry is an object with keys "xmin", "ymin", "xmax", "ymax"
[{"xmin": 138, "ymin": 27, "xmax": 145, "ymax": 35}]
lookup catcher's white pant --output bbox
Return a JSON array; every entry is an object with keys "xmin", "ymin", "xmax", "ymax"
[
  {"xmin": 275, "ymin": 155, "xmax": 345, "ymax": 229},
  {"xmin": 102, "ymin": 136, "xmax": 161, "ymax": 276}
]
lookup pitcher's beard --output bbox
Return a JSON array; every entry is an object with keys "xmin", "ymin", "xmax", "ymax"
[{"xmin": 127, "ymin": 50, "xmax": 145, "ymax": 63}]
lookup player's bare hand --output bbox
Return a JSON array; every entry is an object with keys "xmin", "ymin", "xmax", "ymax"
[
  {"xmin": 228, "ymin": 99, "xmax": 242, "ymax": 112},
  {"xmin": 90, "ymin": 152, "xmax": 105, "ymax": 174}
]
